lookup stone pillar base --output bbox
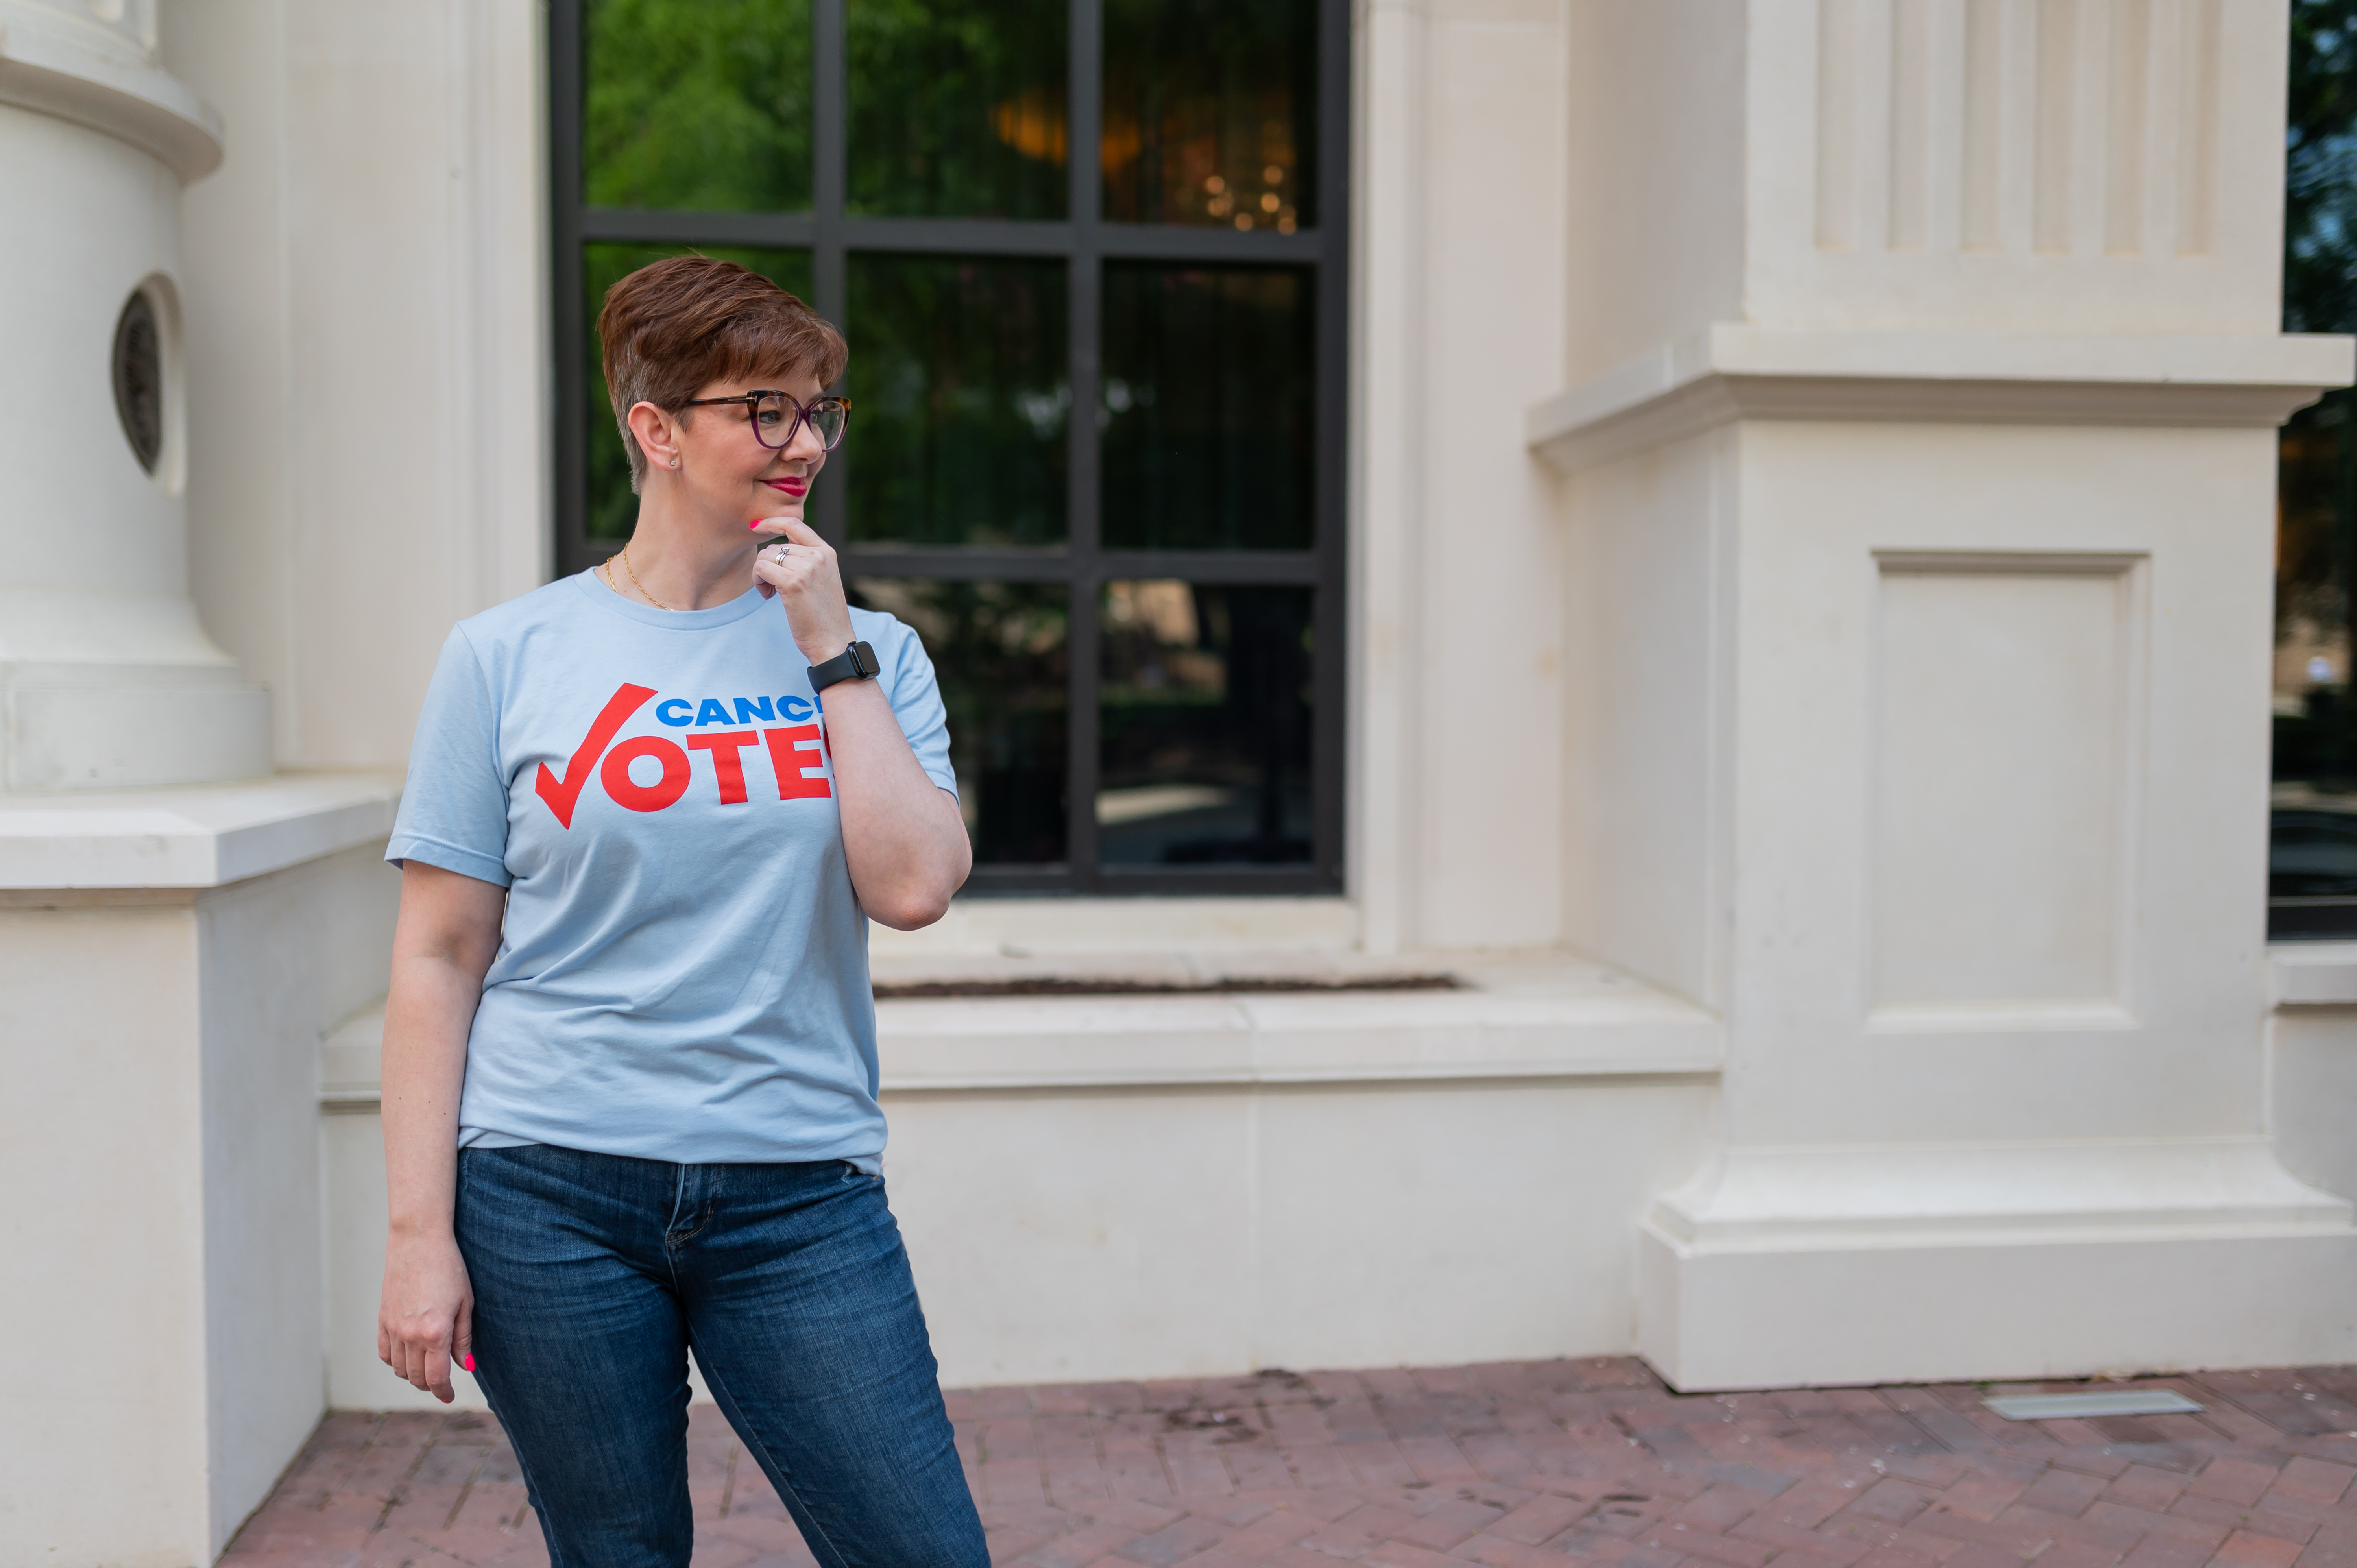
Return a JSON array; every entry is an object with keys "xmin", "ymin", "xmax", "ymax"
[
  {"xmin": 0, "ymin": 773, "xmax": 401, "ymax": 1565},
  {"xmin": 1638, "ymin": 1142, "xmax": 2357, "ymax": 1391}
]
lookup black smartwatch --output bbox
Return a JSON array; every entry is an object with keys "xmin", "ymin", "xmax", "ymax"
[{"xmin": 808, "ymin": 639, "xmax": 879, "ymax": 693}]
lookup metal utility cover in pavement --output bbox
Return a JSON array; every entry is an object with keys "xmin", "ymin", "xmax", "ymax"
[{"xmin": 1982, "ymin": 1390, "xmax": 2205, "ymax": 1420}]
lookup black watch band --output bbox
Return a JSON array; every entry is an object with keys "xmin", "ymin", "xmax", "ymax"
[{"xmin": 808, "ymin": 639, "xmax": 879, "ymax": 693}]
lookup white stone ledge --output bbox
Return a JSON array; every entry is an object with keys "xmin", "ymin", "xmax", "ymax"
[
  {"xmin": 318, "ymin": 950, "xmax": 1721, "ymax": 1106},
  {"xmin": 874, "ymin": 974, "xmax": 1719, "ymax": 1092},
  {"xmin": 0, "ymin": 772, "xmax": 403, "ymax": 889},
  {"xmin": 2270, "ymin": 942, "xmax": 2357, "ymax": 1007},
  {"xmin": 1528, "ymin": 325, "xmax": 2357, "ymax": 473}
]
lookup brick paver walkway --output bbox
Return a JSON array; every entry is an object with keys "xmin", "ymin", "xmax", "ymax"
[{"xmin": 225, "ymin": 1359, "xmax": 2357, "ymax": 1568}]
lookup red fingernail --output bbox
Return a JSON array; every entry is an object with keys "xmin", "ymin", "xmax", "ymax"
[
  {"xmin": 463, "ymin": 1354, "xmax": 476, "ymax": 1372},
  {"xmin": 749, "ymin": 519, "xmax": 763, "ymax": 530}
]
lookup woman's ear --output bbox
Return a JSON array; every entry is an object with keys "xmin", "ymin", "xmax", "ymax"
[{"xmin": 626, "ymin": 401, "xmax": 683, "ymax": 473}]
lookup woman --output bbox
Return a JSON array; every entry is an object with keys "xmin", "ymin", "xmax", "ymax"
[{"xmin": 377, "ymin": 254, "xmax": 983, "ymax": 1566}]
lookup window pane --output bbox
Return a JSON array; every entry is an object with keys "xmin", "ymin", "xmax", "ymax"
[
  {"xmin": 2272, "ymin": 401, "xmax": 2357, "ymax": 930},
  {"xmin": 847, "ymin": 0, "xmax": 1068, "ymax": 220},
  {"xmin": 1103, "ymin": 0, "xmax": 1316, "ymax": 229},
  {"xmin": 584, "ymin": 244, "xmax": 815, "ymax": 543},
  {"xmin": 584, "ymin": 0, "xmax": 813, "ymax": 212},
  {"xmin": 850, "ymin": 578, "xmax": 1070, "ymax": 864},
  {"xmin": 1099, "ymin": 582, "xmax": 1311, "ymax": 865},
  {"xmin": 1101, "ymin": 266, "xmax": 1313, "ymax": 550},
  {"xmin": 846, "ymin": 255, "xmax": 1068, "ymax": 547},
  {"xmin": 2272, "ymin": 14, "xmax": 2357, "ymax": 936}
]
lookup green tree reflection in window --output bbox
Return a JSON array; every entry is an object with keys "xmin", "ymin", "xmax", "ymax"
[
  {"xmin": 848, "ymin": 0, "xmax": 1068, "ymax": 220},
  {"xmin": 584, "ymin": 0, "xmax": 814, "ymax": 212}
]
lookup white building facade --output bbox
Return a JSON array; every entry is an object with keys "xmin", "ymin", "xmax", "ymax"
[{"xmin": 4, "ymin": 1, "xmax": 2355, "ymax": 1562}]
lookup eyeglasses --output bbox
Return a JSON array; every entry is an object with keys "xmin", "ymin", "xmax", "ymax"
[{"xmin": 676, "ymin": 390, "xmax": 852, "ymax": 452}]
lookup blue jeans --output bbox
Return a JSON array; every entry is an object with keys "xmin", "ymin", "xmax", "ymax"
[{"xmin": 454, "ymin": 1144, "xmax": 987, "ymax": 1568}]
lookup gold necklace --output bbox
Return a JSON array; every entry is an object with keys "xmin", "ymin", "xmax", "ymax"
[{"xmin": 609, "ymin": 543, "xmax": 674, "ymax": 611}]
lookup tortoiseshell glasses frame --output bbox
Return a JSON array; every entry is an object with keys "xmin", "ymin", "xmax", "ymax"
[{"xmin": 676, "ymin": 389, "xmax": 852, "ymax": 451}]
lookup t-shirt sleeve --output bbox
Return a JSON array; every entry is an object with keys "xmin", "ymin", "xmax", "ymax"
[
  {"xmin": 877, "ymin": 618, "xmax": 959, "ymax": 797},
  {"xmin": 386, "ymin": 626, "xmax": 515, "ymax": 887}
]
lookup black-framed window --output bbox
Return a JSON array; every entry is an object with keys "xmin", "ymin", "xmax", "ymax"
[
  {"xmin": 2273, "ymin": 1, "xmax": 2357, "ymax": 937},
  {"xmin": 551, "ymin": 0, "xmax": 1347, "ymax": 896}
]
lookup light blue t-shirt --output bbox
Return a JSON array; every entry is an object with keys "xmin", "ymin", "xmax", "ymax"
[{"xmin": 386, "ymin": 569, "xmax": 955, "ymax": 1168}]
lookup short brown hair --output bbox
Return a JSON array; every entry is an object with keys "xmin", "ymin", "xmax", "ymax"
[{"xmin": 597, "ymin": 254, "xmax": 848, "ymax": 491}]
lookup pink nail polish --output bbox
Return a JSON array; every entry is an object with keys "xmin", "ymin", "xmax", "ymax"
[{"xmin": 463, "ymin": 1354, "xmax": 476, "ymax": 1372}]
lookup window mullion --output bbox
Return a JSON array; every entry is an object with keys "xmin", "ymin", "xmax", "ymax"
[
  {"xmin": 1312, "ymin": 0, "xmax": 1353, "ymax": 886},
  {"xmin": 552, "ymin": 0, "xmax": 589, "ymax": 576},
  {"xmin": 1065, "ymin": 0, "xmax": 1105, "ymax": 887},
  {"xmin": 813, "ymin": 0, "xmax": 849, "ymax": 549}
]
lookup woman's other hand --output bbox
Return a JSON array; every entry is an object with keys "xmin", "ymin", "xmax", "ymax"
[
  {"xmin": 750, "ymin": 517, "xmax": 856, "ymax": 663},
  {"xmin": 379, "ymin": 1229, "xmax": 475, "ymax": 1403},
  {"xmin": 379, "ymin": 859, "xmax": 504, "ymax": 1404}
]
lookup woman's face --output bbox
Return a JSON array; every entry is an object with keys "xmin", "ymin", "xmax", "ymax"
[{"xmin": 666, "ymin": 370, "xmax": 831, "ymax": 531}]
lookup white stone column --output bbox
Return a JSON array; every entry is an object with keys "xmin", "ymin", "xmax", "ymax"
[
  {"xmin": 0, "ymin": 0, "xmax": 270, "ymax": 789},
  {"xmin": 1537, "ymin": 0, "xmax": 2357, "ymax": 1388},
  {"xmin": 0, "ymin": 7, "xmax": 406, "ymax": 1561}
]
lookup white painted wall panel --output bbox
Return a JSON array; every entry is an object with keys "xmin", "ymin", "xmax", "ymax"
[
  {"xmin": 0, "ymin": 901, "xmax": 209, "ymax": 1566},
  {"xmin": 1560, "ymin": 434, "xmax": 1727, "ymax": 1007},
  {"xmin": 1251, "ymin": 1080, "xmax": 1716, "ymax": 1371},
  {"xmin": 166, "ymin": 0, "xmax": 549, "ymax": 771},
  {"xmin": 2272, "ymin": 1008, "xmax": 2357, "ymax": 1205},
  {"xmin": 1869, "ymin": 559, "xmax": 2134, "ymax": 1014},
  {"xmin": 1406, "ymin": 1, "xmax": 1571, "ymax": 949}
]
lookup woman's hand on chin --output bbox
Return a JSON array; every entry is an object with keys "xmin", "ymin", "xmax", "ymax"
[{"xmin": 750, "ymin": 517, "xmax": 857, "ymax": 662}]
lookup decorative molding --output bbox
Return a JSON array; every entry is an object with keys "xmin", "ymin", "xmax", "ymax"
[
  {"xmin": 1528, "ymin": 325, "xmax": 2357, "ymax": 473},
  {"xmin": 1640, "ymin": 1140, "xmax": 2357, "ymax": 1389},
  {"xmin": 1651, "ymin": 1138, "xmax": 2354, "ymax": 1252},
  {"xmin": 0, "ymin": 1, "xmax": 220, "ymax": 179},
  {"xmin": 1814, "ymin": 0, "xmax": 2224, "ymax": 261}
]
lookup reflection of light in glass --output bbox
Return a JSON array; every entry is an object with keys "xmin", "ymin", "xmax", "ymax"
[
  {"xmin": 1097, "ymin": 783, "xmax": 1234, "ymax": 825},
  {"xmin": 1235, "ymin": 213, "xmax": 1252, "ymax": 230},
  {"xmin": 1105, "ymin": 578, "xmax": 1199, "ymax": 643},
  {"xmin": 989, "ymin": 88, "xmax": 1069, "ymax": 162},
  {"xmin": 1205, "ymin": 175, "xmax": 1225, "ymax": 194},
  {"xmin": 1260, "ymin": 192, "xmax": 1279, "ymax": 212},
  {"xmin": 1015, "ymin": 385, "xmax": 1071, "ymax": 438},
  {"xmin": 1264, "ymin": 164, "xmax": 1283, "ymax": 184},
  {"xmin": 1277, "ymin": 212, "xmax": 1295, "ymax": 233},
  {"xmin": 2312, "ymin": 655, "xmax": 2336, "ymax": 684},
  {"xmin": 1098, "ymin": 111, "xmax": 1142, "ymax": 178}
]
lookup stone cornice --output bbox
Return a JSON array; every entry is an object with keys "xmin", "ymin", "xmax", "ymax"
[
  {"xmin": 0, "ymin": 3, "xmax": 221, "ymax": 180},
  {"xmin": 1528, "ymin": 326, "xmax": 2357, "ymax": 474}
]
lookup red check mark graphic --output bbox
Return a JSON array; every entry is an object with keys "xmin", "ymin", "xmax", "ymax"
[{"xmin": 535, "ymin": 683, "xmax": 657, "ymax": 827}]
